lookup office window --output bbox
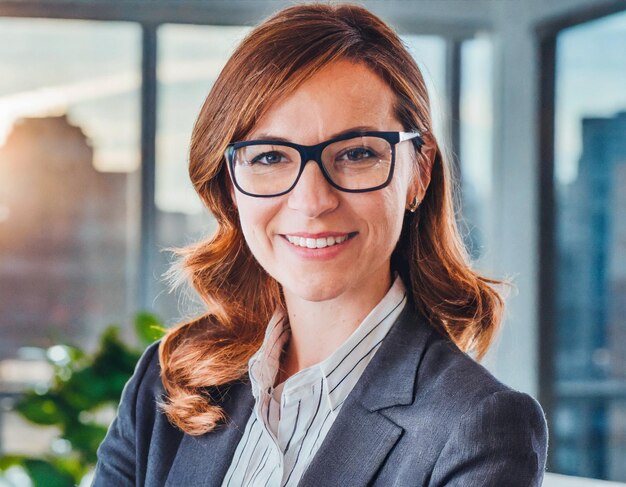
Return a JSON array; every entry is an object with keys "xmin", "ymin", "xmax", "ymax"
[
  {"xmin": 405, "ymin": 34, "xmax": 495, "ymax": 265},
  {"xmin": 0, "ymin": 18, "xmax": 141, "ymax": 455},
  {"xmin": 154, "ymin": 24, "xmax": 251, "ymax": 323},
  {"xmin": 552, "ymin": 10, "xmax": 626, "ymax": 482},
  {"xmin": 402, "ymin": 35, "xmax": 447, "ymax": 145},
  {"xmin": 460, "ymin": 35, "xmax": 493, "ymax": 263}
]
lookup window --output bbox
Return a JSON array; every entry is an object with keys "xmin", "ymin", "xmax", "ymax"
[
  {"xmin": 0, "ymin": 16, "xmax": 141, "ymax": 456},
  {"xmin": 460, "ymin": 34, "xmax": 493, "ymax": 264},
  {"xmin": 402, "ymin": 35, "xmax": 447, "ymax": 144},
  {"xmin": 153, "ymin": 24, "xmax": 251, "ymax": 323},
  {"xmin": 548, "ymin": 9, "xmax": 626, "ymax": 482}
]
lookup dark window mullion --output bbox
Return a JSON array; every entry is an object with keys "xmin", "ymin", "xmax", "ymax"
[
  {"xmin": 139, "ymin": 22, "xmax": 158, "ymax": 311},
  {"xmin": 445, "ymin": 37, "xmax": 462, "ymax": 186},
  {"xmin": 537, "ymin": 30, "xmax": 557, "ymax": 474}
]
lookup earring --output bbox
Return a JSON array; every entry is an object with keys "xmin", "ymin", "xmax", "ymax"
[{"xmin": 407, "ymin": 195, "xmax": 420, "ymax": 213}]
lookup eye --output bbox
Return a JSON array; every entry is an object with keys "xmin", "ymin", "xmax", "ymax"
[
  {"xmin": 250, "ymin": 151, "xmax": 288, "ymax": 165},
  {"xmin": 337, "ymin": 147, "xmax": 378, "ymax": 162}
]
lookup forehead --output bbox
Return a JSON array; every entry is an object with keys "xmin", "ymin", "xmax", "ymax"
[{"xmin": 247, "ymin": 59, "xmax": 400, "ymax": 142}]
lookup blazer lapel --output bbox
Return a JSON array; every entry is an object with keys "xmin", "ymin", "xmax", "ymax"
[
  {"xmin": 165, "ymin": 378, "xmax": 255, "ymax": 487},
  {"xmin": 298, "ymin": 401, "xmax": 403, "ymax": 487},
  {"xmin": 299, "ymin": 302, "xmax": 435, "ymax": 486}
]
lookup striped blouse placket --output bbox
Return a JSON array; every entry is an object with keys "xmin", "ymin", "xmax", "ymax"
[{"xmin": 282, "ymin": 377, "xmax": 324, "ymax": 486}]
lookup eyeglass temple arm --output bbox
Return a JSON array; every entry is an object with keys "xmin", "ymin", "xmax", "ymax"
[{"xmin": 399, "ymin": 131, "xmax": 423, "ymax": 143}]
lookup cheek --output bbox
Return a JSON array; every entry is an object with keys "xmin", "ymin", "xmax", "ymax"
[
  {"xmin": 235, "ymin": 196, "xmax": 280, "ymax": 258},
  {"xmin": 362, "ymin": 188, "xmax": 406, "ymax": 250},
  {"xmin": 382, "ymin": 196, "xmax": 405, "ymax": 243}
]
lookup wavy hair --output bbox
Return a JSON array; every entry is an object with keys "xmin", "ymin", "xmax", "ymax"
[{"xmin": 158, "ymin": 2, "xmax": 506, "ymax": 435}]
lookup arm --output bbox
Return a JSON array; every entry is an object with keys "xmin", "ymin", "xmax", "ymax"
[
  {"xmin": 91, "ymin": 341, "xmax": 160, "ymax": 487},
  {"xmin": 429, "ymin": 390, "xmax": 549, "ymax": 487}
]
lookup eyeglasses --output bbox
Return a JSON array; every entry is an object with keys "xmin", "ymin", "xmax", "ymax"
[{"xmin": 224, "ymin": 130, "xmax": 423, "ymax": 198}]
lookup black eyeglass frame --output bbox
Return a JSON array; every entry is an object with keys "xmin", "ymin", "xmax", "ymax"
[{"xmin": 224, "ymin": 130, "xmax": 424, "ymax": 198}]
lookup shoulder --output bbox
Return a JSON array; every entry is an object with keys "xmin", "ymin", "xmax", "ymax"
[
  {"xmin": 422, "ymin": 335, "xmax": 548, "ymax": 485},
  {"xmin": 111, "ymin": 339, "xmax": 165, "ymax": 431},
  {"xmin": 92, "ymin": 341, "xmax": 164, "ymax": 485},
  {"xmin": 125, "ymin": 339, "xmax": 249, "ymax": 423},
  {"xmin": 400, "ymin": 322, "xmax": 548, "ymax": 484},
  {"xmin": 131, "ymin": 340, "xmax": 163, "ymax": 401},
  {"xmin": 112, "ymin": 340, "xmax": 164, "ymax": 422},
  {"xmin": 415, "ymin": 323, "xmax": 548, "ymax": 452},
  {"xmin": 418, "ymin": 324, "xmax": 541, "ymax": 414},
  {"xmin": 390, "ymin": 308, "xmax": 548, "ymax": 444}
]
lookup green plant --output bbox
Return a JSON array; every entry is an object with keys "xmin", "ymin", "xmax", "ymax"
[{"xmin": 0, "ymin": 312, "xmax": 166, "ymax": 487}]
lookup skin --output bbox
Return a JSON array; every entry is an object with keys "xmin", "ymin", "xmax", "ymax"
[{"xmin": 230, "ymin": 58, "xmax": 432, "ymax": 384}]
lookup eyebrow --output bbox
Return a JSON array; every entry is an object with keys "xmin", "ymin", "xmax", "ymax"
[{"xmin": 246, "ymin": 125, "xmax": 380, "ymax": 142}]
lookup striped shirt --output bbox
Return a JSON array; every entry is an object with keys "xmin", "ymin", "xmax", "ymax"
[{"xmin": 220, "ymin": 275, "xmax": 408, "ymax": 486}]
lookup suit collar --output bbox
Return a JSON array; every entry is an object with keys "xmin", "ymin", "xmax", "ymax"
[
  {"xmin": 350, "ymin": 299, "xmax": 434, "ymax": 411},
  {"xmin": 299, "ymin": 400, "xmax": 404, "ymax": 486},
  {"xmin": 298, "ymin": 301, "xmax": 434, "ymax": 486}
]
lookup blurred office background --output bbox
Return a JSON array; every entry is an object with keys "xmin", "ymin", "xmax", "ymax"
[{"xmin": 0, "ymin": 0, "xmax": 624, "ymax": 485}]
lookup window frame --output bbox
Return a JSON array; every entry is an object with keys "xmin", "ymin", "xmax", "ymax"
[{"xmin": 536, "ymin": 1, "xmax": 626, "ymax": 480}]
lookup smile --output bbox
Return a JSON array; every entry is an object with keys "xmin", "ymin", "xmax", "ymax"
[{"xmin": 284, "ymin": 233, "xmax": 356, "ymax": 249}]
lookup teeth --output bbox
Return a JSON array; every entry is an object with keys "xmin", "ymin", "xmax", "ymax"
[{"xmin": 286, "ymin": 234, "xmax": 349, "ymax": 249}]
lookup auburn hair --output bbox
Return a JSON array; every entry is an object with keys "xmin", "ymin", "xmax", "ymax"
[{"xmin": 158, "ymin": 2, "xmax": 507, "ymax": 435}]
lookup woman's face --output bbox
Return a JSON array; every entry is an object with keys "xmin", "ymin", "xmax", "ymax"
[{"xmin": 230, "ymin": 59, "xmax": 419, "ymax": 305}]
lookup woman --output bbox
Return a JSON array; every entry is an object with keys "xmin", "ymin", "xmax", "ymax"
[{"xmin": 93, "ymin": 3, "xmax": 548, "ymax": 486}]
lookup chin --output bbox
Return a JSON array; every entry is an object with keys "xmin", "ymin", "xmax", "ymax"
[{"xmin": 281, "ymin": 275, "xmax": 347, "ymax": 303}]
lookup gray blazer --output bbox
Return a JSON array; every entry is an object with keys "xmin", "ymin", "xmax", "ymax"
[{"xmin": 93, "ymin": 301, "xmax": 548, "ymax": 486}]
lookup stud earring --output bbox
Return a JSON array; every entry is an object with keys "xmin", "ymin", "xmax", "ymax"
[{"xmin": 407, "ymin": 195, "xmax": 420, "ymax": 213}]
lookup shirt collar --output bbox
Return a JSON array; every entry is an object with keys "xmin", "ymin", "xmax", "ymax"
[
  {"xmin": 248, "ymin": 274, "xmax": 408, "ymax": 410},
  {"xmin": 318, "ymin": 274, "xmax": 407, "ymax": 410},
  {"xmin": 248, "ymin": 310, "xmax": 289, "ymax": 400}
]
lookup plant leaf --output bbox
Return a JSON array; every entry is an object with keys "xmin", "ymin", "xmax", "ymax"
[
  {"xmin": 23, "ymin": 459, "xmax": 76, "ymax": 487},
  {"xmin": 134, "ymin": 312, "xmax": 166, "ymax": 346},
  {"xmin": 15, "ymin": 392, "xmax": 68, "ymax": 426},
  {"xmin": 0, "ymin": 454, "xmax": 27, "ymax": 470}
]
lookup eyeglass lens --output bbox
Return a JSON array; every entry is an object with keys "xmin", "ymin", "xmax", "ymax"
[{"xmin": 231, "ymin": 136, "xmax": 393, "ymax": 195}]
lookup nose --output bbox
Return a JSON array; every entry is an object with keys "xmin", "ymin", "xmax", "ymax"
[{"xmin": 287, "ymin": 159, "xmax": 339, "ymax": 218}]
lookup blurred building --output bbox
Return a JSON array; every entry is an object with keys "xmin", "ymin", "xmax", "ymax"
[
  {"xmin": 0, "ymin": 114, "xmax": 209, "ymax": 357},
  {"xmin": 0, "ymin": 114, "xmax": 135, "ymax": 356},
  {"xmin": 557, "ymin": 112, "xmax": 626, "ymax": 381},
  {"xmin": 555, "ymin": 111, "xmax": 626, "ymax": 479}
]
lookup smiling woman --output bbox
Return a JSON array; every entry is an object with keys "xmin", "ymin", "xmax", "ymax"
[{"xmin": 92, "ymin": 3, "xmax": 548, "ymax": 486}]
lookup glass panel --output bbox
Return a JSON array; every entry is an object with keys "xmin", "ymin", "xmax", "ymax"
[
  {"xmin": 154, "ymin": 25, "xmax": 251, "ymax": 322},
  {"xmin": 553, "ymin": 10, "xmax": 626, "ymax": 482},
  {"xmin": 0, "ymin": 17, "xmax": 141, "ymax": 456},
  {"xmin": 460, "ymin": 35, "xmax": 493, "ymax": 263},
  {"xmin": 402, "ymin": 35, "xmax": 447, "ymax": 145}
]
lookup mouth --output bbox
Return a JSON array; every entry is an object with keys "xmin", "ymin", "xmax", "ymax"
[{"xmin": 282, "ymin": 232, "xmax": 358, "ymax": 249}]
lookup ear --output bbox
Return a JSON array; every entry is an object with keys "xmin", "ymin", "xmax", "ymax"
[{"xmin": 408, "ymin": 141, "xmax": 435, "ymax": 205}]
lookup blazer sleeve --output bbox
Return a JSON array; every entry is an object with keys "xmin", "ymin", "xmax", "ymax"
[
  {"xmin": 428, "ymin": 389, "xmax": 549, "ymax": 487},
  {"xmin": 91, "ymin": 341, "xmax": 160, "ymax": 487}
]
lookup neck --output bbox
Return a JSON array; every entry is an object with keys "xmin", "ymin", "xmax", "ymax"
[{"xmin": 277, "ymin": 267, "xmax": 392, "ymax": 384}]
